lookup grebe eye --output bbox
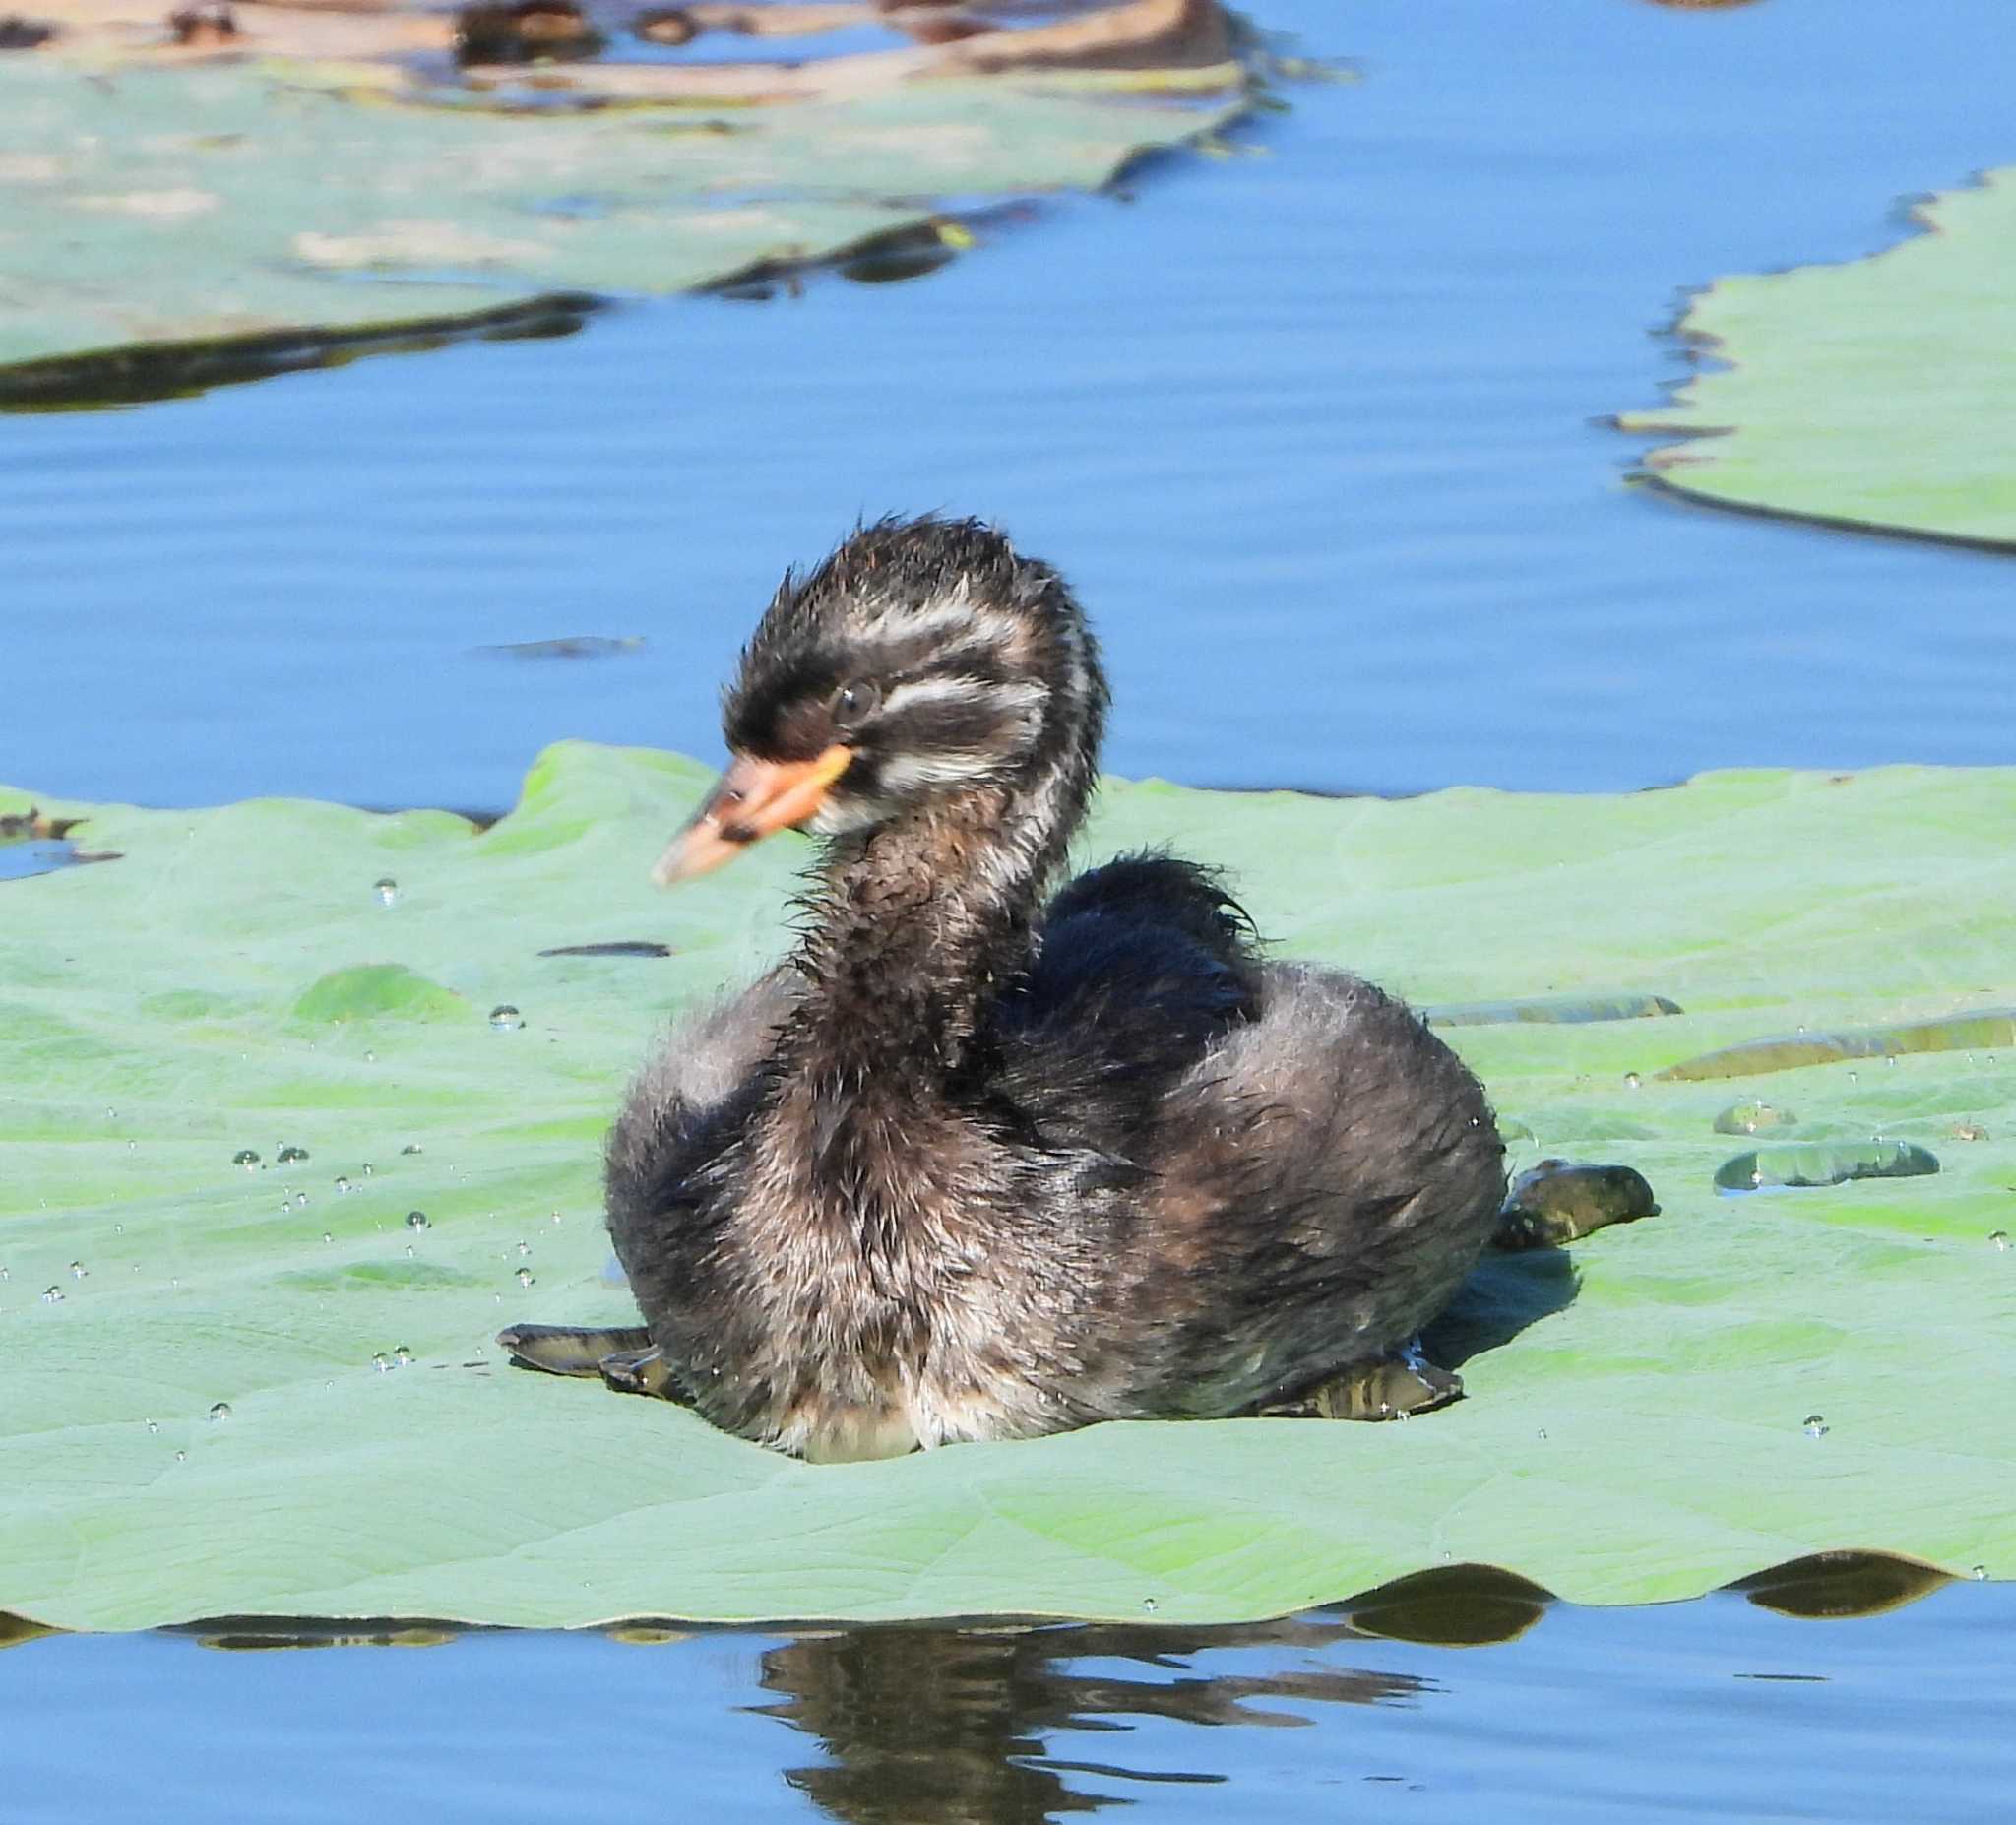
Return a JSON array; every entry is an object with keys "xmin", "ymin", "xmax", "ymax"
[{"xmin": 830, "ymin": 680, "xmax": 880, "ymax": 727}]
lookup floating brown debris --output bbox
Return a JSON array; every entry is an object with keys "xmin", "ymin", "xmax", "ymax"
[
  {"xmin": 455, "ymin": 0, "xmax": 603, "ymax": 64},
  {"xmin": 0, "ymin": 805, "xmax": 85, "ymax": 841},
  {"xmin": 634, "ymin": 5, "xmax": 695, "ymax": 44},
  {"xmin": 463, "ymin": 0, "xmax": 1236, "ymax": 97},
  {"xmin": 167, "ymin": 2, "xmax": 236, "ymax": 44},
  {"xmin": 890, "ymin": 12, "xmax": 991, "ymax": 46},
  {"xmin": 0, "ymin": 13, "xmax": 57, "ymax": 47},
  {"xmin": 32, "ymin": 0, "xmax": 1242, "ymax": 101},
  {"xmin": 0, "ymin": 807, "xmax": 123, "ymax": 877}
]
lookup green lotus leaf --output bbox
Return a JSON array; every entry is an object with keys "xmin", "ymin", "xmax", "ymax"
[
  {"xmin": 1617, "ymin": 166, "xmax": 2016, "ymax": 546},
  {"xmin": 0, "ymin": 9, "xmax": 1244, "ymax": 403},
  {"xmin": 3, "ymin": 746, "xmax": 2013, "ymax": 1632}
]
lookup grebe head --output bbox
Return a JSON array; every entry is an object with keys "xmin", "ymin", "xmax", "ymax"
[{"xmin": 655, "ymin": 516, "xmax": 1107, "ymax": 884}]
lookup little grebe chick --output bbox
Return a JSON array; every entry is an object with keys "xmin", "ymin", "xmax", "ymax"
[{"xmin": 519, "ymin": 517, "xmax": 1505, "ymax": 1461}]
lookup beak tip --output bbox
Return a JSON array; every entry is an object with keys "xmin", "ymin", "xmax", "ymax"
[{"xmin": 650, "ymin": 742, "xmax": 848, "ymax": 889}]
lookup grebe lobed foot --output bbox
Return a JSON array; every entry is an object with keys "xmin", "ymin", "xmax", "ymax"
[
  {"xmin": 1491, "ymin": 1160, "xmax": 1659, "ymax": 1250},
  {"xmin": 497, "ymin": 1321, "xmax": 654, "ymax": 1378}
]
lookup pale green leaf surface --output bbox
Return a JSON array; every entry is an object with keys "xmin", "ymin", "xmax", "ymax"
[
  {"xmin": 0, "ymin": 57, "xmax": 1238, "ymax": 385},
  {"xmin": 3, "ymin": 746, "xmax": 2013, "ymax": 1631},
  {"xmin": 1618, "ymin": 167, "xmax": 2016, "ymax": 545}
]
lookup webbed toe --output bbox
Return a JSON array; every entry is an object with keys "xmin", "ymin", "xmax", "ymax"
[
  {"xmin": 598, "ymin": 1346, "xmax": 677, "ymax": 1399},
  {"xmin": 1261, "ymin": 1350, "xmax": 1465, "ymax": 1422}
]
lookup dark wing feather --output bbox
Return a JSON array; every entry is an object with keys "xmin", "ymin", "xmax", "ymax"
[
  {"xmin": 1040, "ymin": 852, "xmax": 1261, "ymax": 1001},
  {"xmin": 984, "ymin": 853, "xmax": 1262, "ymax": 1165}
]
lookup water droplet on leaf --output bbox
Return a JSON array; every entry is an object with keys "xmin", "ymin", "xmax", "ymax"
[
  {"xmin": 1716, "ymin": 1140, "xmax": 1939, "ymax": 1196},
  {"xmin": 489, "ymin": 1004, "xmax": 524, "ymax": 1032}
]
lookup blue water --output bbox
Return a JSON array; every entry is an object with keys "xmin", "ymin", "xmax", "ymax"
[
  {"xmin": 8, "ymin": 1572, "xmax": 2014, "ymax": 1823},
  {"xmin": 3, "ymin": 0, "xmax": 2011, "ymax": 810}
]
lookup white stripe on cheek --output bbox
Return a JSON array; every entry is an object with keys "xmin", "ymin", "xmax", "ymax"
[
  {"xmin": 879, "ymin": 676, "xmax": 1043, "ymax": 719},
  {"xmin": 876, "ymin": 751, "xmax": 998, "ymax": 792}
]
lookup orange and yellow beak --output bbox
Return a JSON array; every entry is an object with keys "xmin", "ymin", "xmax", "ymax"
[{"xmin": 651, "ymin": 744, "xmax": 852, "ymax": 887}]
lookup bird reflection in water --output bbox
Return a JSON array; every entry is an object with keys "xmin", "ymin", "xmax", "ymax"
[{"xmin": 750, "ymin": 1609, "xmax": 1440, "ymax": 1824}]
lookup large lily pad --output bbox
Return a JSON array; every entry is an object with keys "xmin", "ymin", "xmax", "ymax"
[
  {"xmin": 3, "ymin": 747, "xmax": 2013, "ymax": 1632},
  {"xmin": 1617, "ymin": 166, "xmax": 2016, "ymax": 546},
  {"xmin": 0, "ymin": 0, "xmax": 1243, "ymax": 401}
]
